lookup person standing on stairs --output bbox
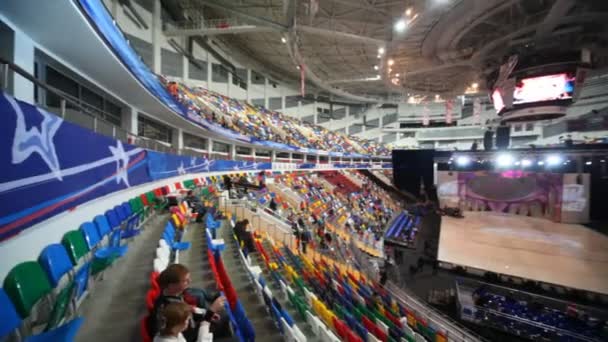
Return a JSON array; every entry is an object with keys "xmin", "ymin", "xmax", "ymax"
[{"xmin": 148, "ymin": 264, "xmax": 229, "ymax": 341}]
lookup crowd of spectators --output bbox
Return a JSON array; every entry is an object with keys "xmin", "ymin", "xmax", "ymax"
[
  {"xmin": 273, "ymin": 172, "xmax": 398, "ymax": 253},
  {"xmin": 162, "ymin": 79, "xmax": 390, "ymax": 156}
]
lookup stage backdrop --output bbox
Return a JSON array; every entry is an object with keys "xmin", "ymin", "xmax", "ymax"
[{"xmin": 437, "ymin": 171, "xmax": 590, "ymax": 223}]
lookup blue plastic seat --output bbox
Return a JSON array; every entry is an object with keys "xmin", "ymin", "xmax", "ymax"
[
  {"xmin": 93, "ymin": 215, "xmax": 112, "ymax": 238},
  {"xmin": 206, "ymin": 215, "xmax": 220, "ymax": 229},
  {"xmin": 0, "ymin": 288, "xmax": 22, "ymax": 338},
  {"xmin": 114, "ymin": 205, "xmax": 127, "ymax": 223},
  {"xmin": 38, "ymin": 244, "xmax": 73, "ymax": 288},
  {"xmin": 105, "ymin": 209, "xmax": 121, "ymax": 230},
  {"xmin": 0, "ymin": 288, "xmax": 84, "ymax": 341},
  {"xmin": 162, "ymin": 222, "xmax": 190, "ymax": 251},
  {"xmin": 80, "ymin": 222, "xmax": 127, "ymax": 259}
]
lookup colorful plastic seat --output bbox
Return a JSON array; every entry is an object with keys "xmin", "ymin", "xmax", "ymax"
[
  {"xmin": 162, "ymin": 222, "xmax": 190, "ymax": 251},
  {"xmin": 3, "ymin": 262, "xmax": 52, "ymax": 319},
  {"xmin": 38, "ymin": 244, "xmax": 73, "ymax": 288}
]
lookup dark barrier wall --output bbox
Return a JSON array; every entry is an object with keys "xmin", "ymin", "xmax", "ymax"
[{"xmin": 392, "ymin": 149, "xmax": 435, "ymax": 199}]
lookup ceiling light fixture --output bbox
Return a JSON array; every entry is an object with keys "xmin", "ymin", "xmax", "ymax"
[
  {"xmin": 405, "ymin": 8, "xmax": 412, "ymax": 16},
  {"xmin": 374, "ymin": 65, "xmax": 378, "ymax": 70},
  {"xmin": 388, "ymin": 59, "xmax": 394, "ymax": 66},
  {"xmin": 378, "ymin": 47, "xmax": 385, "ymax": 54},
  {"xmin": 472, "ymin": 82, "xmax": 479, "ymax": 88},
  {"xmin": 394, "ymin": 19, "xmax": 407, "ymax": 32},
  {"xmin": 281, "ymin": 37, "xmax": 287, "ymax": 43}
]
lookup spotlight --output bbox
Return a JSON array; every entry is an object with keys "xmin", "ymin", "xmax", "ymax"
[
  {"xmin": 378, "ymin": 47, "xmax": 385, "ymax": 55},
  {"xmin": 388, "ymin": 59, "xmax": 394, "ymax": 66},
  {"xmin": 377, "ymin": 54, "xmax": 381, "ymax": 59},
  {"xmin": 496, "ymin": 153, "xmax": 514, "ymax": 167},
  {"xmin": 521, "ymin": 159, "xmax": 532, "ymax": 167},
  {"xmin": 405, "ymin": 8, "xmax": 412, "ymax": 16},
  {"xmin": 472, "ymin": 82, "xmax": 479, "ymax": 88},
  {"xmin": 456, "ymin": 156, "xmax": 470, "ymax": 167},
  {"xmin": 394, "ymin": 19, "xmax": 407, "ymax": 32},
  {"xmin": 374, "ymin": 65, "xmax": 378, "ymax": 70},
  {"xmin": 546, "ymin": 154, "xmax": 562, "ymax": 166},
  {"xmin": 395, "ymin": 73, "xmax": 400, "ymax": 77},
  {"xmin": 281, "ymin": 37, "xmax": 287, "ymax": 43},
  {"xmin": 585, "ymin": 161, "xmax": 592, "ymax": 165}
]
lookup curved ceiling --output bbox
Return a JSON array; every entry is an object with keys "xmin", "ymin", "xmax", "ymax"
[{"xmin": 165, "ymin": 0, "xmax": 608, "ymax": 102}]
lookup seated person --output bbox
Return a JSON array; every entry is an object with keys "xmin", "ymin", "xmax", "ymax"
[
  {"xmin": 153, "ymin": 302, "xmax": 209, "ymax": 342},
  {"xmin": 148, "ymin": 264, "xmax": 228, "ymax": 342},
  {"xmin": 233, "ymin": 219, "xmax": 256, "ymax": 253},
  {"xmin": 268, "ymin": 198, "xmax": 278, "ymax": 212}
]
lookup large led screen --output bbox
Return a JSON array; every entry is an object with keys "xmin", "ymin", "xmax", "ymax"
[{"xmin": 513, "ymin": 73, "xmax": 575, "ymax": 105}]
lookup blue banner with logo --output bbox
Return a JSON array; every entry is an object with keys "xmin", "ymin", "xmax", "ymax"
[
  {"xmin": 0, "ymin": 94, "xmax": 150, "ymax": 241},
  {"xmin": 147, "ymin": 151, "xmax": 272, "ymax": 180}
]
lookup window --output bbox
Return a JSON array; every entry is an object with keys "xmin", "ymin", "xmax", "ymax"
[
  {"xmin": 183, "ymin": 132, "xmax": 207, "ymax": 150},
  {"xmin": 514, "ymin": 124, "xmax": 522, "ymax": 132},
  {"xmin": 46, "ymin": 66, "xmax": 79, "ymax": 108},
  {"xmin": 81, "ymin": 86, "xmax": 104, "ymax": 113},
  {"xmin": 525, "ymin": 123, "xmax": 534, "ymax": 131},
  {"xmin": 268, "ymin": 97, "xmax": 282, "ymax": 110},
  {"xmin": 213, "ymin": 141, "xmax": 229, "ymax": 153},
  {"xmin": 233, "ymin": 68, "xmax": 247, "ymax": 89},
  {"xmin": 212, "ymin": 63, "xmax": 228, "ymax": 83},
  {"xmin": 138, "ymin": 114, "xmax": 172, "ymax": 143},
  {"xmin": 276, "ymin": 152, "xmax": 289, "ymax": 159},
  {"xmin": 285, "ymin": 95, "xmax": 299, "ymax": 108},
  {"xmin": 161, "ymin": 48, "xmax": 183, "ymax": 77},
  {"xmin": 188, "ymin": 59, "xmax": 208, "ymax": 81},
  {"xmin": 302, "ymin": 115, "xmax": 314, "ymax": 124},
  {"xmin": 236, "ymin": 146, "xmax": 251, "ymax": 155},
  {"xmin": 251, "ymin": 70, "xmax": 265, "ymax": 85},
  {"xmin": 255, "ymin": 149, "xmax": 270, "ymax": 157},
  {"xmin": 251, "ymin": 98, "xmax": 265, "ymax": 107}
]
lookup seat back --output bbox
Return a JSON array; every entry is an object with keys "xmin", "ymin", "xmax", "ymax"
[
  {"xmin": 62, "ymin": 230, "xmax": 89, "ymax": 265},
  {"xmin": 94, "ymin": 215, "xmax": 112, "ymax": 238},
  {"xmin": 114, "ymin": 205, "xmax": 127, "ymax": 222},
  {"xmin": 3, "ymin": 261, "xmax": 52, "ymax": 318},
  {"xmin": 38, "ymin": 244, "xmax": 74, "ymax": 287},
  {"xmin": 0, "ymin": 288, "xmax": 23, "ymax": 338},
  {"xmin": 121, "ymin": 202, "xmax": 132, "ymax": 217},
  {"xmin": 140, "ymin": 193, "xmax": 150, "ymax": 206},
  {"xmin": 80, "ymin": 222, "xmax": 101, "ymax": 250},
  {"xmin": 145, "ymin": 192, "xmax": 156, "ymax": 205},
  {"xmin": 105, "ymin": 209, "xmax": 121, "ymax": 229}
]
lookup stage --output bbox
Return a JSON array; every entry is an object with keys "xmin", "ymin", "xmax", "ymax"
[{"xmin": 438, "ymin": 211, "xmax": 608, "ymax": 295}]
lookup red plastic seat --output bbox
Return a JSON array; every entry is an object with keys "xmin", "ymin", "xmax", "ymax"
[
  {"xmin": 146, "ymin": 289, "xmax": 159, "ymax": 312},
  {"xmin": 140, "ymin": 316, "xmax": 152, "ymax": 342},
  {"xmin": 140, "ymin": 194, "xmax": 150, "ymax": 206},
  {"xmin": 150, "ymin": 272, "xmax": 160, "ymax": 293}
]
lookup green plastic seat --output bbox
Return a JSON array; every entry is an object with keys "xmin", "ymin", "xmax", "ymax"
[
  {"xmin": 3, "ymin": 261, "xmax": 52, "ymax": 318},
  {"xmin": 183, "ymin": 179, "xmax": 195, "ymax": 189},
  {"xmin": 45, "ymin": 282, "xmax": 74, "ymax": 330},
  {"xmin": 61, "ymin": 231, "xmax": 89, "ymax": 265}
]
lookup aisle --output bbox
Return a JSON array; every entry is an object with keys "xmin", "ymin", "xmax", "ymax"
[{"xmin": 75, "ymin": 214, "xmax": 168, "ymax": 342}]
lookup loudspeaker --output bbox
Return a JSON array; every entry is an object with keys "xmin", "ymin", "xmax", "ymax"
[
  {"xmin": 496, "ymin": 126, "xmax": 510, "ymax": 149},
  {"xmin": 483, "ymin": 131, "xmax": 494, "ymax": 151}
]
